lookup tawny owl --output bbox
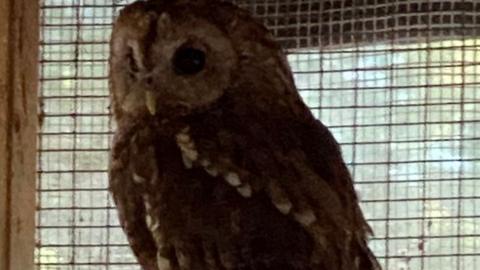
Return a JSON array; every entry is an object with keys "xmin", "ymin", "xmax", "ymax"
[{"xmin": 109, "ymin": 0, "xmax": 380, "ymax": 269}]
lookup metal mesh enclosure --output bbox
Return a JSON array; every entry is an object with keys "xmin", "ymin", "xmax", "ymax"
[{"xmin": 37, "ymin": 0, "xmax": 480, "ymax": 269}]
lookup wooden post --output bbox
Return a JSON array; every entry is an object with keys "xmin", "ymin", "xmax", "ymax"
[{"xmin": 0, "ymin": 0, "xmax": 39, "ymax": 269}]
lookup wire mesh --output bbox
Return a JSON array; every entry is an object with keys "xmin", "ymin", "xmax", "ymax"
[{"xmin": 37, "ymin": 0, "xmax": 480, "ymax": 269}]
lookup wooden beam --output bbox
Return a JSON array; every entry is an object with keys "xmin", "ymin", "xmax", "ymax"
[{"xmin": 0, "ymin": 0, "xmax": 39, "ymax": 269}]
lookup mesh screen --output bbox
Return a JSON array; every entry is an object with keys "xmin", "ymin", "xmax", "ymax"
[{"xmin": 37, "ymin": 0, "xmax": 480, "ymax": 269}]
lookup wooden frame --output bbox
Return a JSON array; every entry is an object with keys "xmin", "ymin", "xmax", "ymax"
[{"xmin": 0, "ymin": 0, "xmax": 39, "ymax": 269}]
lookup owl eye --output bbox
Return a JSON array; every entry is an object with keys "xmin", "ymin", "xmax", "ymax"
[{"xmin": 172, "ymin": 47, "xmax": 206, "ymax": 75}]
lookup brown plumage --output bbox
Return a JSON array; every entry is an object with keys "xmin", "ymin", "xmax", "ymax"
[{"xmin": 109, "ymin": 0, "xmax": 381, "ymax": 269}]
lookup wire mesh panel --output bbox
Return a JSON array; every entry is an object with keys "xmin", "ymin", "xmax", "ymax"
[{"xmin": 37, "ymin": 0, "xmax": 480, "ymax": 269}]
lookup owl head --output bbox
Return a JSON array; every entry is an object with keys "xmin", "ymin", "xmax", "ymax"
[{"xmin": 110, "ymin": 0, "xmax": 296, "ymax": 122}]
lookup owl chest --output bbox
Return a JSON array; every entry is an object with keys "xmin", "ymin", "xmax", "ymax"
[
  {"xmin": 126, "ymin": 134, "xmax": 234, "ymax": 220},
  {"xmin": 123, "ymin": 134, "xmax": 315, "ymax": 267}
]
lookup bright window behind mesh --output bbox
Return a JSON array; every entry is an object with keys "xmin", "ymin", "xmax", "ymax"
[{"xmin": 37, "ymin": 1, "xmax": 480, "ymax": 269}]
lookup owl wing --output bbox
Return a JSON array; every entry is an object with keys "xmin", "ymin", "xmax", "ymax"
[
  {"xmin": 109, "ymin": 130, "xmax": 159, "ymax": 270},
  {"xmin": 183, "ymin": 97, "xmax": 380, "ymax": 269}
]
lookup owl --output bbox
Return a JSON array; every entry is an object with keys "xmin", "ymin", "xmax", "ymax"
[{"xmin": 109, "ymin": 0, "xmax": 380, "ymax": 269}]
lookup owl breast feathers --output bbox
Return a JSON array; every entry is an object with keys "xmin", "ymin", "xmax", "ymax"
[{"xmin": 108, "ymin": 0, "xmax": 381, "ymax": 269}]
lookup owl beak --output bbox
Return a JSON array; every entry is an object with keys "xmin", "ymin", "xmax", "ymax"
[{"xmin": 145, "ymin": 91, "xmax": 157, "ymax": 115}]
